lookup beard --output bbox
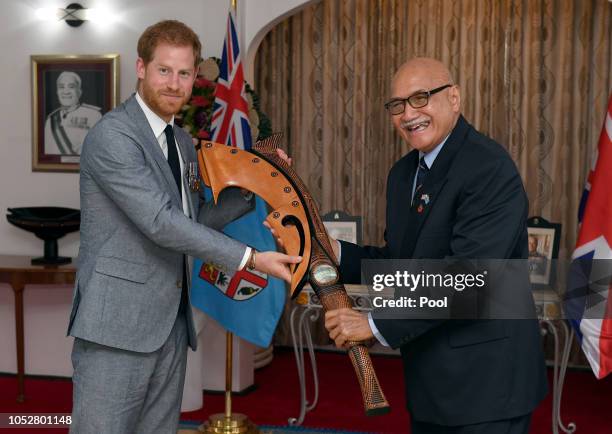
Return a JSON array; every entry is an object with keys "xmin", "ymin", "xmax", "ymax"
[{"xmin": 140, "ymin": 80, "xmax": 190, "ymax": 120}]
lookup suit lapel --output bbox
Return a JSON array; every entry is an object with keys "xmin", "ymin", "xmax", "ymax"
[
  {"xmin": 125, "ymin": 95, "xmax": 182, "ymax": 205},
  {"xmin": 399, "ymin": 115, "xmax": 471, "ymax": 258},
  {"xmin": 393, "ymin": 151, "xmax": 418, "ymax": 253}
]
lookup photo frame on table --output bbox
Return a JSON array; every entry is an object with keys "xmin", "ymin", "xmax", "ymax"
[
  {"xmin": 527, "ymin": 216, "xmax": 561, "ymax": 287},
  {"xmin": 31, "ymin": 54, "xmax": 119, "ymax": 172},
  {"xmin": 322, "ymin": 210, "xmax": 362, "ymax": 245}
]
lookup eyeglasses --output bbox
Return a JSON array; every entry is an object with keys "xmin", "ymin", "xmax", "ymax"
[{"xmin": 384, "ymin": 84, "xmax": 453, "ymax": 115}]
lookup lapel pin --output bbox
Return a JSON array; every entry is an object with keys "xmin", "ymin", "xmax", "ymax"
[
  {"xmin": 421, "ymin": 194, "xmax": 430, "ymax": 205},
  {"xmin": 417, "ymin": 204, "xmax": 424, "ymax": 213}
]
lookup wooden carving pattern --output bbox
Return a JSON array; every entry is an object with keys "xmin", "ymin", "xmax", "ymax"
[{"xmin": 253, "ymin": 134, "xmax": 337, "ymax": 264}]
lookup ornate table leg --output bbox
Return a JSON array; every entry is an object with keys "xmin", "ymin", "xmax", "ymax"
[
  {"xmin": 289, "ymin": 305, "xmax": 321, "ymax": 426},
  {"xmin": 301, "ymin": 308, "xmax": 320, "ymax": 414},
  {"xmin": 11, "ymin": 273, "xmax": 26, "ymax": 403},
  {"xmin": 541, "ymin": 320, "xmax": 576, "ymax": 434},
  {"xmin": 556, "ymin": 321, "xmax": 576, "ymax": 434}
]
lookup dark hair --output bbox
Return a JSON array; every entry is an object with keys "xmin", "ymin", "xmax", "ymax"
[{"xmin": 137, "ymin": 20, "xmax": 202, "ymax": 68}]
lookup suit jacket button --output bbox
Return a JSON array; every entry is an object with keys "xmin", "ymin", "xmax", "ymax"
[{"xmin": 176, "ymin": 280, "xmax": 182, "ymax": 288}]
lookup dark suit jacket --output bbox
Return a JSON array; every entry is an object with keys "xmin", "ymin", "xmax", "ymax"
[{"xmin": 340, "ymin": 116, "xmax": 547, "ymax": 426}]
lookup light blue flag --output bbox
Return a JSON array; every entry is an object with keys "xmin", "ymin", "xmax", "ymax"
[{"xmin": 191, "ymin": 194, "xmax": 285, "ymax": 348}]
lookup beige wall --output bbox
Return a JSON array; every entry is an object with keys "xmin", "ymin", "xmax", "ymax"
[
  {"xmin": 0, "ymin": 0, "xmax": 313, "ymax": 378},
  {"xmin": 0, "ymin": 0, "xmax": 312, "ymax": 257}
]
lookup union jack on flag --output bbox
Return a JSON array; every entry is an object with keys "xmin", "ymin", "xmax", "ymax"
[
  {"xmin": 190, "ymin": 9, "xmax": 285, "ymax": 348},
  {"xmin": 567, "ymin": 94, "xmax": 612, "ymax": 379},
  {"xmin": 210, "ymin": 9, "xmax": 252, "ymax": 150}
]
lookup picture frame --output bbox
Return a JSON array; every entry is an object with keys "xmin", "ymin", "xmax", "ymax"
[
  {"xmin": 526, "ymin": 216, "xmax": 561, "ymax": 287},
  {"xmin": 31, "ymin": 54, "xmax": 120, "ymax": 172},
  {"xmin": 322, "ymin": 210, "xmax": 362, "ymax": 245}
]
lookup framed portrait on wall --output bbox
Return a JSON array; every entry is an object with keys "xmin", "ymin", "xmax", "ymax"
[
  {"xmin": 322, "ymin": 210, "xmax": 362, "ymax": 245},
  {"xmin": 31, "ymin": 54, "xmax": 119, "ymax": 172},
  {"xmin": 527, "ymin": 216, "xmax": 561, "ymax": 287}
]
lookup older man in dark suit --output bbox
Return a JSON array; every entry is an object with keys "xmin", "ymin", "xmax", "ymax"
[{"xmin": 325, "ymin": 58, "xmax": 547, "ymax": 434}]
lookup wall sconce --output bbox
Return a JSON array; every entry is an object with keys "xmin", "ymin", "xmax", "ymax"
[
  {"xmin": 36, "ymin": 3, "xmax": 115, "ymax": 26},
  {"xmin": 59, "ymin": 3, "xmax": 87, "ymax": 27}
]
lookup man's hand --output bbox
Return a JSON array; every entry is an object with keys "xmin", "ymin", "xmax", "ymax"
[
  {"xmin": 253, "ymin": 251, "xmax": 301, "ymax": 283},
  {"xmin": 276, "ymin": 148, "xmax": 292, "ymax": 166},
  {"xmin": 325, "ymin": 308, "xmax": 373, "ymax": 348}
]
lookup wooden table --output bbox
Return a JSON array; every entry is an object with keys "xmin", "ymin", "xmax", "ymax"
[{"xmin": 0, "ymin": 255, "xmax": 75, "ymax": 402}]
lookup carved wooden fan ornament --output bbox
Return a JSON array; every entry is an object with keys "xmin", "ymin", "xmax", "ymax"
[{"xmin": 196, "ymin": 134, "xmax": 390, "ymax": 416}]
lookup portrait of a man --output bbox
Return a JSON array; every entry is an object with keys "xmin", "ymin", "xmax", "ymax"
[
  {"xmin": 44, "ymin": 71, "xmax": 102, "ymax": 156},
  {"xmin": 31, "ymin": 54, "xmax": 119, "ymax": 172},
  {"xmin": 527, "ymin": 234, "xmax": 549, "ymax": 277}
]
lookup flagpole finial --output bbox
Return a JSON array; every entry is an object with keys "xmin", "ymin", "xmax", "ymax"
[{"xmin": 231, "ymin": 0, "xmax": 237, "ymax": 11}]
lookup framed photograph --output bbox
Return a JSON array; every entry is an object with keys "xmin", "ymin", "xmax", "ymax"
[
  {"xmin": 527, "ymin": 216, "xmax": 561, "ymax": 287},
  {"xmin": 322, "ymin": 210, "xmax": 362, "ymax": 245},
  {"xmin": 31, "ymin": 54, "xmax": 119, "ymax": 172}
]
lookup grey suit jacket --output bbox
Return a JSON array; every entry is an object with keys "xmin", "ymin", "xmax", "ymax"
[{"xmin": 68, "ymin": 94, "xmax": 253, "ymax": 353}]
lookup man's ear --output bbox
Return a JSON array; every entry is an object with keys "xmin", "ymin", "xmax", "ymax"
[
  {"xmin": 136, "ymin": 57, "xmax": 146, "ymax": 80},
  {"xmin": 449, "ymin": 85, "xmax": 461, "ymax": 112}
]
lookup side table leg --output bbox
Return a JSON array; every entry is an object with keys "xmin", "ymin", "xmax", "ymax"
[
  {"xmin": 541, "ymin": 319, "xmax": 560, "ymax": 434},
  {"xmin": 556, "ymin": 321, "xmax": 576, "ymax": 433},
  {"xmin": 288, "ymin": 306, "xmax": 321, "ymax": 426},
  {"xmin": 11, "ymin": 275, "xmax": 25, "ymax": 403},
  {"xmin": 289, "ymin": 306, "xmax": 307, "ymax": 426},
  {"xmin": 302, "ymin": 309, "xmax": 320, "ymax": 412}
]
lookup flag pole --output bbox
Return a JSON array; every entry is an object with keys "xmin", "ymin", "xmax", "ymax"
[
  {"xmin": 226, "ymin": 7, "xmax": 238, "ymax": 422},
  {"xmin": 201, "ymin": 2, "xmax": 256, "ymax": 430},
  {"xmin": 224, "ymin": 331, "xmax": 233, "ymax": 419},
  {"xmin": 222, "ymin": 0, "xmax": 233, "ymax": 421},
  {"xmin": 201, "ymin": 329, "xmax": 257, "ymax": 433},
  {"xmin": 197, "ymin": 1, "xmax": 260, "ymax": 432}
]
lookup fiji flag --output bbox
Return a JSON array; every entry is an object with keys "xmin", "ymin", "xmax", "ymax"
[
  {"xmin": 566, "ymin": 94, "xmax": 612, "ymax": 379},
  {"xmin": 190, "ymin": 9, "xmax": 285, "ymax": 347}
]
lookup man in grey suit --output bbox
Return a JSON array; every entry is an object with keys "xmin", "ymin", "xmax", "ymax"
[{"xmin": 67, "ymin": 20, "xmax": 300, "ymax": 434}]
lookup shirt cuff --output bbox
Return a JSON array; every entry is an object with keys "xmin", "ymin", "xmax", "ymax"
[
  {"xmin": 336, "ymin": 239, "xmax": 341, "ymax": 262},
  {"xmin": 368, "ymin": 312, "xmax": 390, "ymax": 347},
  {"xmin": 238, "ymin": 246, "xmax": 252, "ymax": 270}
]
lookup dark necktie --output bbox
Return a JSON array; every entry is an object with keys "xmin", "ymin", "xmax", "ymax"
[
  {"xmin": 164, "ymin": 124, "xmax": 188, "ymax": 314},
  {"xmin": 413, "ymin": 156, "xmax": 429, "ymax": 203},
  {"xmin": 164, "ymin": 124, "xmax": 182, "ymax": 197}
]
